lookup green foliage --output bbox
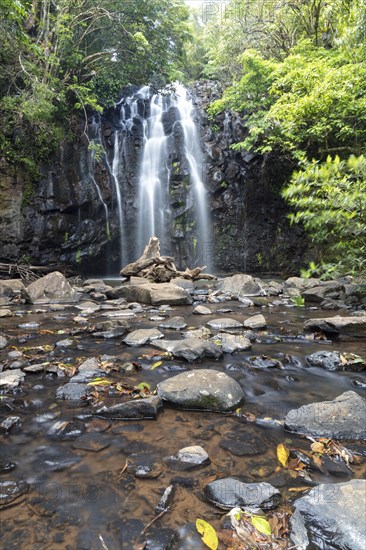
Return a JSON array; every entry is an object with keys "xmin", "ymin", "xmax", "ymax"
[
  {"xmin": 290, "ymin": 295, "xmax": 305, "ymax": 307},
  {"xmin": 283, "ymin": 155, "xmax": 366, "ymax": 275},
  {"xmin": 0, "ymin": 0, "xmax": 192, "ymax": 178}
]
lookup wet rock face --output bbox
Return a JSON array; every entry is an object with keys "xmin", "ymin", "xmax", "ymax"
[
  {"xmin": 1, "ymin": 82, "xmax": 308, "ymax": 274},
  {"xmin": 284, "ymin": 391, "xmax": 366, "ymax": 440},
  {"xmin": 192, "ymin": 80, "xmax": 309, "ymax": 274},
  {"xmin": 291, "ymin": 479, "xmax": 366, "ymax": 550}
]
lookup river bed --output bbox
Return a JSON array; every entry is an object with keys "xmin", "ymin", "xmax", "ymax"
[{"xmin": 1, "ymin": 289, "xmax": 365, "ymax": 549}]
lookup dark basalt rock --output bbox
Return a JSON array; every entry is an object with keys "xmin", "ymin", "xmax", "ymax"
[
  {"xmin": 291, "ymin": 479, "xmax": 366, "ymax": 550},
  {"xmin": 284, "ymin": 391, "xmax": 366, "ymax": 440},
  {"xmin": 204, "ymin": 478, "xmax": 281, "ymax": 510}
]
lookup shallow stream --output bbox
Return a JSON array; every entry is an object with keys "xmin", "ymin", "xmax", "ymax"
[{"xmin": 1, "ymin": 295, "xmax": 365, "ymax": 549}]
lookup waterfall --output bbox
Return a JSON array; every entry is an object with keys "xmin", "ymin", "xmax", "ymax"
[
  {"xmin": 87, "ymin": 117, "xmax": 110, "ymax": 238},
  {"xmin": 88, "ymin": 83, "xmax": 211, "ymax": 271}
]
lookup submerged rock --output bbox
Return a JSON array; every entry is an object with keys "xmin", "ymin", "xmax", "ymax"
[
  {"xmin": 204, "ymin": 478, "xmax": 280, "ymax": 510},
  {"xmin": 291, "ymin": 479, "xmax": 366, "ymax": 550},
  {"xmin": 165, "ymin": 445, "xmax": 210, "ymax": 470},
  {"xmin": 284, "ymin": 391, "xmax": 366, "ymax": 439},
  {"xmin": 95, "ymin": 396, "xmax": 163, "ymax": 420},
  {"xmin": 0, "ymin": 480, "xmax": 29, "ymax": 507},
  {"xmin": 151, "ymin": 338, "xmax": 222, "ymax": 362},
  {"xmin": 127, "ymin": 453, "xmax": 163, "ymax": 478},
  {"xmin": 157, "ymin": 370, "xmax": 244, "ymax": 411},
  {"xmin": 56, "ymin": 383, "xmax": 93, "ymax": 401},
  {"xmin": 26, "ymin": 271, "xmax": 79, "ymax": 303}
]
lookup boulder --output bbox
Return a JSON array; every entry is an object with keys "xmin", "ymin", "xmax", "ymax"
[
  {"xmin": 218, "ymin": 274, "xmax": 266, "ymax": 297},
  {"xmin": 0, "ymin": 336, "xmax": 7, "ymax": 349},
  {"xmin": 243, "ymin": 314, "xmax": 267, "ymax": 329},
  {"xmin": 95, "ymin": 396, "xmax": 163, "ymax": 419},
  {"xmin": 156, "ymin": 369, "xmax": 244, "ymax": 411},
  {"xmin": 107, "ymin": 282, "xmax": 192, "ymax": 305},
  {"xmin": 26, "ymin": 271, "xmax": 79, "ymax": 303},
  {"xmin": 0, "ymin": 369, "xmax": 25, "ymax": 388},
  {"xmin": 302, "ymin": 282, "xmax": 344, "ymax": 303},
  {"xmin": 124, "ymin": 328, "xmax": 164, "ymax": 346},
  {"xmin": 291, "ymin": 479, "xmax": 366, "ymax": 550},
  {"xmin": 306, "ymin": 350, "xmax": 366, "ymax": 371},
  {"xmin": 284, "ymin": 277, "xmax": 320, "ymax": 291},
  {"xmin": 151, "ymin": 338, "xmax": 222, "ymax": 362},
  {"xmin": 159, "ymin": 316, "xmax": 187, "ymax": 330},
  {"xmin": 304, "ymin": 315, "xmax": 366, "ymax": 338},
  {"xmin": 284, "ymin": 391, "xmax": 366, "ymax": 440},
  {"xmin": 204, "ymin": 478, "xmax": 280, "ymax": 510},
  {"xmin": 217, "ymin": 333, "xmax": 251, "ymax": 353},
  {"xmin": 0, "ymin": 279, "xmax": 29, "ymax": 305}
]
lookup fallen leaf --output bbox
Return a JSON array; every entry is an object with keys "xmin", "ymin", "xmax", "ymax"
[
  {"xmin": 277, "ymin": 443, "xmax": 290, "ymax": 468},
  {"xmin": 87, "ymin": 378, "xmax": 111, "ymax": 387},
  {"xmin": 150, "ymin": 361, "xmax": 162, "ymax": 370},
  {"xmin": 196, "ymin": 519, "xmax": 218, "ymax": 550},
  {"xmin": 311, "ymin": 441, "xmax": 325, "ymax": 454},
  {"xmin": 251, "ymin": 515, "xmax": 271, "ymax": 536}
]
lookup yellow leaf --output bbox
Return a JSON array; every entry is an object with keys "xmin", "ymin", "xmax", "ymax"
[
  {"xmin": 277, "ymin": 443, "xmax": 290, "ymax": 468},
  {"xmin": 87, "ymin": 378, "xmax": 111, "ymax": 386},
  {"xmin": 196, "ymin": 519, "xmax": 218, "ymax": 550},
  {"xmin": 251, "ymin": 515, "xmax": 271, "ymax": 536},
  {"xmin": 150, "ymin": 361, "xmax": 163, "ymax": 370}
]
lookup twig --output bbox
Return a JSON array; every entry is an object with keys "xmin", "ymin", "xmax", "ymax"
[
  {"xmin": 118, "ymin": 459, "xmax": 128, "ymax": 480},
  {"xmin": 140, "ymin": 509, "xmax": 168, "ymax": 536}
]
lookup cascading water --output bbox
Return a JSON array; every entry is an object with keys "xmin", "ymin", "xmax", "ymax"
[
  {"xmin": 87, "ymin": 117, "xmax": 110, "ymax": 238},
  {"xmin": 88, "ymin": 83, "xmax": 211, "ymax": 271}
]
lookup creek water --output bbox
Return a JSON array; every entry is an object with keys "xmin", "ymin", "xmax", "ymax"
[
  {"xmin": 0, "ymin": 298, "xmax": 365, "ymax": 549},
  {"xmin": 87, "ymin": 84, "xmax": 211, "ymax": 271}
]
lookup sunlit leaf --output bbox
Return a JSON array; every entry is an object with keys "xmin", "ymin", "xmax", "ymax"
[
  {"xmin": 87, "ymin": 378, "xmax": 111, "ymax": 386},
  {"xmin": 277, "ymin": 442, "xmax": 290, "ymax": 468},
  {"xmin": 251, "ymin": 515, "xmax": 271, "ymax": 536},
  {"xmin": 196, "ymin": 519, "xmax": 218, "ymax": 550},
  {"xmin": 150, "ymin": 361, "xmax": 162, "ymax": 370}
]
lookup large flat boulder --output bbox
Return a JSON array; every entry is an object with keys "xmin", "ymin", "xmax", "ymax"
[
  {"xmin": 218, "ymin": 274, "xmax": 266, "ymax": 297},
  {"xmin": 107, "ymin": 282, "xmax": 192, "ymax": 305},
  {"xmin": 304, "ymin": 315, "xmax": 366, "ymax": 338},
  {"xmin": 27, "ymin": 272, "xmax": 79, "ymax": 304},
  {"xmin": 151, "ymin": 338, "xmax": 222, "ymax": 362},
  {"xmin": 284, "ymin": 391, "xmax": 366, "ymax": 440},
  {"xmin": 291, "ymin": 480, "xmax": 366, "ymax": 550},
  {"xmin": 156, "ymin": 369, "xmax": 244, "ymax": 411}
]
